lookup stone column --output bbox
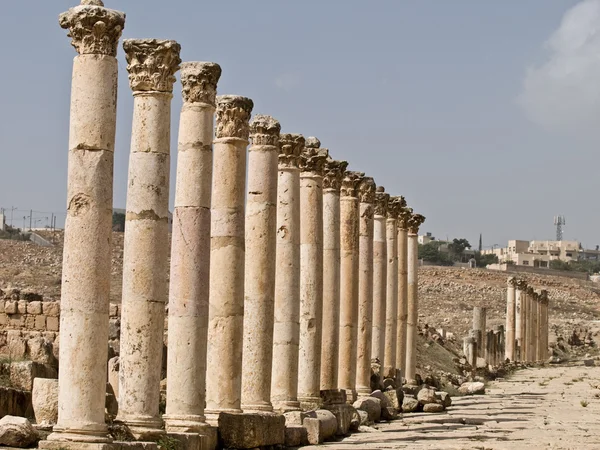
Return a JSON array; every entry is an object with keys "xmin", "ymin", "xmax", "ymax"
[
  {"xmin": 271, "ymin": 134, "xmax": 304, "ymax": 412},
  {"xmin": 532, "ymin": 291, "xmax": 540, "ymax": 362},
  {"xmin": 540, "ymin": 290, "xmax": 549, "ymax": 360},
  {"xmin": 515, "ymin": 280, "xmax": 525, "ymax": 361},
  {"xmin": 50, "ymin": 1, "xmax": 125, "ymax": 443},
  {"xmin": 371, "ymin": 187, "xmax": 389, "ymax": 372},
  {"xmin": 526, "ymin": 286, "xmax": 535, "ymax": 362},
  {"xmin": 241, "ymin": 116, "xmax": 281, "ymax": 412},
  {"xmin": 205, "ymin": 95, "xmax": 253, "ymax": 423},
  {"xmin": 405, "ymin": 213, "xmax": 425, "ymax": 384},
  {"xmin": 320, "ymin": 157, "xmax": 348, "ymax": 390},
  {"xmin": 395, "ymin": 205, "xmax": 411, "ymax": 379},
  {"xmin": 117, "ymin": 38, "xmax": 181, "ymax": 438},
  {"xmin": 472, "ymin": 307, "xmax": 486, "ymax": 363},
  {"xmin": 496, "ymin": 325, "xmax": 505, "ymax": 365},
  {"xmin": 164, "ymin": 62, "xmax": 221, "ymax": 433},
  {"xmin": 383, "ymin": 197, "xmax": 400, "ymax": 379},
  {"xmin": 297, "ymin": 138, "xmax": 328, "ymax": 409},
  {"xmin": 338, "ymin": 171, "xmax": 363, "ymax": 402},
  {"xmin": 505, "ymin": 277, "xmax": 517, "ymax": 361}
]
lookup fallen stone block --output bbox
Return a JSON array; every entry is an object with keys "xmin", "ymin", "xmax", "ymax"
[
  {"xmin": 284, "ymin": 424, "xmax": 308, "ymax": 447},
  {"xmin": 166, "ymin": 432, "xmax": 205, "ymax": 450},
  {"xmin": 32, "ymin": 378, "xmax": 58, "ymax": 426},
  {"xmin": 322, "ymin": 402, "xmax": 355, "ymax": 435},
  {"xmin": 357, "ymin": 409, "xmax": 370, "ymax": 425},
  {"xmin": 218, "ymin": 412, "xmax": 284, "ymax": 449},
  {"xmin": 10, "ymin": 360, "xmax": 57, "ymax": 391},
  {"xmin": 353, "ymin": 396, "xmax": 381, "ymax": 423},
  {"xmin": 315, "ymin": 409, "xmax": 337, "ymax": 441},
  {"xmin": 423, "ymin": 403, "xmax": 445, "ymax": 413},
  {"xmin": 383, "ymin": 388, "xmax": 403, "ymax": 411},
  {"xmin": 402, "ymin": 395, "xmax": 419, "ymax": 413},
  {"xmin": 417, "ymin": 386, "xmax": 438, "ymax": 405},
  {"xmin": 435, "ymin": 391, "xmax": 452, "ymax": 407},
  {"xmin": 0, "ymin": 415, "xmax": 39, "ymax": 448},
  {"xmin": 303, "ymin": 417, "xmax": 321, "ymax": 445},
  {"xmin": 458, "ymin": 381, "xmax": 485, "ymax": 395}
]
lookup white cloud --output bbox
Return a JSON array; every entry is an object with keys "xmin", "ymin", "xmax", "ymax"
[
  {"xmin": 518, "ymin": 0, "xmax": 600, "ymax": 137},
  {"xmin": 275, "ymin": 72, "xmax": 301, "ymax": 91}
]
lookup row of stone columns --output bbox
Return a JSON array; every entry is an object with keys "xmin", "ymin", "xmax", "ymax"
[
  {"xmin": 505, "ymin": 277, "xmax": 550, "ymax": 363},
  {"xmin": 53, "ymin": 0, "xmax": 428, "ymax": 446}
]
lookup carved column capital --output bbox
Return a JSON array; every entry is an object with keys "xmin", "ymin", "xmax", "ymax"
[
  {"xmin": 59, "ymin": 2, "xmax": 125, "ymax": 56},
  {"xmin": 407, "ymin": 213, "xmax": 425, "ymax": 234},
  {"xmin": 180, "ymin": 62, "xmax": 222, "ymax": 106},
  {"xmin": 386, "ymin": 196, "xmax": 401, "ymax": 219},
  {"xmin": 358, "ymin": 177, "xmax": 376, "ymax": 203},
  {"xmin": 374, "ymin": 186, "xmax": 389, "ymax": 216},
  {"xmin": 526, "ymin": 286, "xmax": 534, "ymax": 295},
  {"xmin": 215, "ymin": 95, "xmax": 254, "ymax": 140},
  {"xmin": 250, "ymin": 115, "xmax": 280, "ymax": 147},
  {"xmin": 123, "ymin": 39, "xmax": 181, "ymax": 93},
  {"xmin": 397, "ymin": 207, "xmax": 413, "ymax": 230},
  {"xmin": 278, "ymin": 133, "xmax": 304, "ymax": 169},
  {"xmin": 341, "ymin": 171, "xmax": 364, "ymax": 198},
  {"xmin": 299, "ymin": 144, "xmax": 329, "ymax": 175},
  {"xmin": 507, "ymin": 276, "xmax": 517, "ymax": 288},
  {"xmin": 323, "ymin": 158, "xmax": 348, "ymax": 192}
]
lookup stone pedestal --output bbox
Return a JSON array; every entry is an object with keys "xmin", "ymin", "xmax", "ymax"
[
  {"xmin": 383, "ymin": 197, "xmax": 401, "ymax": 378},
  {"xmin": 165, "ymin": 62, "xmax": 221, "ymax": 433},
  {"xmin": 271, "ymin": 134, "xmax": 304, "ymax": 412},
  {"xmin": 505, "ymin": 277, "xmax": 517, "ymax": 361},
  {"xmin": 371, "ymin": 187, "xmax": 388, "ymax": 371},
  {"xmin": 356, "ymin": 177, "xmax": 376, "ymax": 396},
  {"xmin": 298, "ymin": 138, "xmax": 328, "ymax": 409},
  {"xmin": 205, "ymin": 95, "xmax": 253, "ymax": 424},
  {"xmin": 337, "ymin": 171, "xmax": 363, "ymax": 402},
  {"xmin": 396, "ymin": 207, "xmax": 412, "ymax": 379},
  {"xmin": 320, "ymin": 158, "xmax": 347, "ymax": 390},
  {"xmin": 48, "ymin": 2, "xmax": 125, "ymax": 444},
  {"xmin": 241, "ymin": 116, "xmax": 281, "ymax": 413},
  {"xmin": 118, "ymin": 38, "xmax": 181, "ymax": 438},
  {"xmin": 405, "ymin": 213, "xmax": 425, "ymax": 383}
]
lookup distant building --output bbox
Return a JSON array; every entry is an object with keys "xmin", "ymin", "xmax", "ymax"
[
  {"xmin": 482, "ymin": 239, "xmax": 598, "ymax": 268},
  {"xmin": 418, "ymin": 232, "xmax": 436, "ymax": 245},
  {"xmin": 0, "ymin": 213, "xmax": 5, "ymax": 231}
]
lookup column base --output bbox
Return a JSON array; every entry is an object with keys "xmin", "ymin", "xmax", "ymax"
[
  {"xmin": 272, "ymin": 400, "xmax": 301, "ymax": 413},
  {"xmin": 204, "ymin": 408, "xmax": 242, "ymax": 427},
  {"xmin": 342, "ymin": 389, "xmax": 357, "ymax": 404},
  {"xmin": 47, "ymin": 425, "xmax": 111, "ymax": 444},
  {"xmin": 355, "ymin": 387, "xmax": 371, "ymax": 397},
  {"xmin": 298, "ymin": 396, "xmax": 322, "ymax": 411},
  {"xmin": 241, "ymin": 401, "xmax": 274, "ymax": 413},
  {"xmin": 163, "ymin": 414, "xmax": 207, "ymax": 433},
  {"xmin": 114, "ymin": 416, "xmax": 164, "ymax": 441}
]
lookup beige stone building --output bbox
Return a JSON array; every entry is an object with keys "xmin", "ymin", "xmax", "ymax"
[{"xmin": 483, "ymin": 240, "xmax": 583, "ymax": 268}]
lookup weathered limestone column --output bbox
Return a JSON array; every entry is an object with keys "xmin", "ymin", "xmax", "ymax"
[
  {"xmin": 472, "ymin": 307, "xmax": 486, "ymax": 363},
  {"xmin": 515, "ymin": 280, "xmax": 525, "ymax": 361},
  {"xmin": 505, "ymin": 277, "xmax": 517, "ymax": 361},
  {"xmin": 338, "ymin": 171, "xmax": 364, "ymax": 402},
  {"xmin": 496, "ymin": 325, "xmax": 505, "ymax": 365},
  {"xmin": 383, "ymin": 197, "xmax": 400, "ymax": 378},
  {"xmin": 540, "ymin": 290, "xmax": 549, "ymax": 360},
  {"xmin": 356, "ymin": 177, "xmax": 376, "ymax": 396},
  {"xmin": 526, "ymin": 286, "xmax": 535, "ymax": 362},
  {"xmin": 297, "ymin": 138, "xmax": 328, "ymax": 409},
  {"xmin": 241, "ymin": 116, "xmax": 281, "ymax": 412},
  {"xmin": 320, "ymin": 157, "xmax": 348, "ymax": 390},
  {"xmin": 117, "ymin": 38, "xmax": 181, "ymax": 437},
  {"xmin": 164, "ymin": 62, "xmax": 221, "ymax": 432},
  {"xmin": 467, "ymin": 331, "xmax": 478, "ymax": 368},
  {"xmin": 532, "ymin": 291, "xmax": 540, "ymax": 362},
  {"xmin": 271, "ymin": 134, "xmax": 304, "ymax": 412},
  {"xmin": 205, "ymin": 95, "xmax": 254, "ymax": 423},
  {"xmin": 371, "ymin": 187, "xmax": 389, "ymax": 371},
  {"xmin": 405, "ymin": 213, "xmax": 425, "ymax": 383},
  {"xmin": 50, "ymin": 1, "xmax": 125, "ymax": 443},
  {"xmin": 395, "ymin": 205, "xmax": 411, "ymax": 378}
]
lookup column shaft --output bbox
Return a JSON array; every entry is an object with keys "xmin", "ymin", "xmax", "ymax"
[
  {"xmin": 271, "ymin": 134, "xmax": 303, "ymax": 411},
  {"xmin": 51, "ymin": 3, "xmax": 125, "ymax": 442},
  {"xmin": 515, "ymin": 285, "xmax": 523, "ymax": 361},
  {"xmin": 165, "ymin": 62, "xmax": 220, "ymax": 432},
  {"xmin": 472, "ymin": 307, "xmax": 486, "ymax": 363},
  {"xmin": 505, "ymin": 278, "xmax": 516, "ymax": 361},
  {"xmin": 241, "ymin": 116, "xmax": 280, "ymax": 412},
  {"xmin": 371, "ymin": 189, "xmax": 388, "ymax": 374},
  {"xmin": 396, "ymin": 225, "xmax": 409, "ymax": 377},
  {"xmin": 405, "ymin": 213, "xmax": 424, "ymax": 383},
  {"xmin": 383, "ymin": 200, "xmax": 399, "ymax": 379},
  {"xmin": 205, "ymin": 96, "xmax": 253, "ymax": 422}
]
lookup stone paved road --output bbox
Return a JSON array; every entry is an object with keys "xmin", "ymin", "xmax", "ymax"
[{"xmin": 305, "ymin": 361, "xmax": 600, "ymax": 449}]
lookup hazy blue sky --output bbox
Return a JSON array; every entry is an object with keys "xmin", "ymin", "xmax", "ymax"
[{"xmin": 1, "ymin": 0, "xmax": 598, "ymax": 249}]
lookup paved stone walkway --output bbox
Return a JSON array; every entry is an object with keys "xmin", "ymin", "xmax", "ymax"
[{"xmin": 306, "ymin": 361, "xmax": 600, "ymax": 449}]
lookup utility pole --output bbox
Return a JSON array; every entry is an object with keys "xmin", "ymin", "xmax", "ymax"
[
  {"xmin": 29, "ymin": 210, "xmax": 32, "ymax": 231},
  {"xmin": 10, "ymin": 206, "xmax": 16, "ymax": 227}
]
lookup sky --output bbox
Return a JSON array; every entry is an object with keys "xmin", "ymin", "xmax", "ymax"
[{"xmin": 1, "ymin": 0, "xmax": 599, "ymax": 249}]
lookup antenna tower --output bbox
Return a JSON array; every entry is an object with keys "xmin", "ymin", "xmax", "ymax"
[{"xmin": 554, "ymin": 215, "xmax": 565, "ymax": 241}]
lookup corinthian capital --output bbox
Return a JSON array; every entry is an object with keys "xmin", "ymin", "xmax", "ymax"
[
  {"xmin": 250, "ymin": 115, "xmax": 281, "ymax": 147},
  {"xmin": 407, "ymin": 213, "xmax": 425, "ymax": 234},
  {"xmin": 386, "ymin": 196, "xmax": 401, "ymax": 219},
  {"xmin": 278, "ymin": 133, "xmax": 304, "ymax": 169},
  {"xmin": 59, "ymin": 2, "xmax": 125, "ymax": 57},
  {"xmin": 526, "ymin": 286, "xmax": 534, "ymax": 295},
  {"xmin": 215, "ymin": 95, "xmax": 254, "ymax": 140},
  {"xmin": 323, "ymin": 157, "xmax": 348, "ymax": 192},
  {"xmin": 374, "ymin": 186, "xmax": 389, "ymax": 216},
  {"xmin": 341, "ymin": 171, "xmax": 364, "ymax": 198},
  {"xmin": 180, "ymin": 62, "xmax": 222, "ymax": 106},
  {"xmin": 397, "ymin": 207, "xmax": 413, "ymax": 230},
  {"xmin": 123, "ymin": 39, "xmax": 181, "ymax": 93},
  {"xmin": 299, "ymin": 142, "xmax": 329, "ymax": 175},
  {"xmin": 516, "ymin": 279, "xmax": 527, "ymax": 290},
  {"xmin": 507, "ymin": 276, "xmax": 517, "ymax": 288},
  {"xmin": 358, "ymin": 177, "xmax": 376, "ymax": 203}
]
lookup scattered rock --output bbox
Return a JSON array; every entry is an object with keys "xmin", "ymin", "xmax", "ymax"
[
  {"xmin": 417, "ymin": 386, "xmax": 438, "ymax": 405},
  {"xmin": 32, "ymin": 378, "xmax": 58, "ymax": 426},
  {"xmin": 402, "ymin": 396, "xmax": 419, "ymax": 413},
  {"xmin": 458, "ymin": 381, "xmax": 486, "ymax": 395},
  {"xmin": 352, "ymin": 397, "xmax": 381, "ymax": 423},
  {"xmin": 423, "ymin": 403, "xmax": 445, "ymax": 413},
  {"xmin": 0, "ymin": 415, "xmax": 39, "ymax": 447}
]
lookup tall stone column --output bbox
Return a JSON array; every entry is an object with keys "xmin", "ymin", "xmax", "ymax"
[
  {"xmin": 472, "ymin": 307, "xmax": 486, "ymax": 363},
  {"xmin": 526, "ymin": 286, "xmax": 535, "ymax": 362},
  {"xmin": 515, "ymin": 280, "xmax": 525, "ymax": 361},
  {"xmin": 338, "ymin": 171, "xmax": 364, "ymax": 402},
  {"xmin": 165, "ymin": 62, "xmax": 221, "ymax": 433},
  {"xmin": 271, "ymin": 134, "xmax": 304, "ymax": 412},
  {"xmin": 395, "ymin": 205, "xmax": 411, "ymax": 379},
  {"xmin": 505, "ymin": 277, "xmax": 517, "ymax": 361},
  {"xmin": 383, "ymin": 197, "xmax": 400, "ymax": 379},
  {"xmin": 405, "ymin": 213, "xmax": 425, "ymax": 384},
  {"xmin": 320, "ymin": 157, "xmax": 348, "ymax": 390},
  {"xmin": 297, "ymin": 138, "xmax": 328, "ymax": 409},
  {"xmin": 532, "ymin": 291, "xmax": 540, "ymax": 362},
  {"xmin": 241, "ymin": 116, "xmax": 281, "ymax": 412},
  {"xmin": 540, "ymin": 290, "xmax": 549, "ymax": 360},
  {"xmin": 205, "ymin": 95, "xmax": 254, "ymax": 423},
  {"xmin": 50, "ymin": 1, "xmax": 125, "ymax": 443},
  {"xmin": 118, "ymin": 38, "xmax": 181, "ymax": 438},
  {"xmin": 356, "ymin": 177, "xmax": 376, "ymax": 396},
  {"xmin": 371, "ymin": 187, "xmax": 389, "ymax": 372}
]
